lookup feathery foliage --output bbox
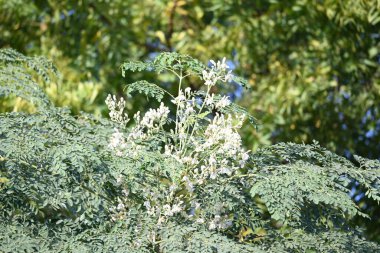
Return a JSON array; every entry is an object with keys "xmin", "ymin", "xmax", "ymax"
[
  {"xmin": 0, "ymin": 50, "xmax": 379, "ymax": 252},
  {"xmin": 0, "ymin": 48, "xmax": 58, "ymax": 109},
  {"xmin": 122, "ymin": 52, "xmax": 206, "ymax": 78},
  {"xmin": 124, "ymin": 81, "xmax": 167, "ymax": 102}
]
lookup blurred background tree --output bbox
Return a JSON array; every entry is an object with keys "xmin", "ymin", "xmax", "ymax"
[{"xmin": 1, "ymin": 0, "xmax": 379, "ymax": 241}]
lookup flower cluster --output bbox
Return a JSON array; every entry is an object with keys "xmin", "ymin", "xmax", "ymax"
[
  {"xmin": 139, "ymin": 102, "xmax": 170, "ymax": 131},
  {"xmin": 205, "ymin": 94, "xmax": 231, "ymax": 109},
  {"xmin": 108, "ymin": 128, "xmax": 127, "ymax": 157},
  {"xmin": 208, "ymin": 214, "xmax": 233, "ymax": 230},
  {"xmin": 202, "ymin": 57, "xmax": 233, "ymax": 86},
  {"xmin": 107, "ymin": 57, "xmax": 250, "ymax": 232},
  {"xmin": 109, "ymin": 180, "xmax": 130, "ymax": 221},
  {"xmin": 162, "ymin": 201, "xmax": 184, "ymax": 216},
  {"xmin": 107, "ymin": 102, "xmax": 170, "ymax": 157},
  {"xmin": 105, "ymin": 94, "xmax": 129, "ymax": 125},
  {"xmin": 163, "ymin": 112, "xmax": 249, "ymax": 184}
]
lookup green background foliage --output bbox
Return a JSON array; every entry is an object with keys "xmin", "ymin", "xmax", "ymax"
[
  {"xmin": 1, "ymin": 0, "xmax": 380, "ymax": 243},
  {"xmin": 1, "ymin": 0, "xmax": 379, "ymax": 154}
]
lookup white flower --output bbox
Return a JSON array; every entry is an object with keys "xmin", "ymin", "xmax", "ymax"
[
  {"xmin": 169, "ymin": 184, "xmax": 177, "ymax": 192},
  {"xmin": 222, "ymin": 220, "xmax": 233, "ymax": 229},
  {"xmin": 105, "ymin": 94, "xmax": 129, "ymax": 125},
  {"xmin": 242, "ymin": 152, "xmax": 249, "ymax": 161},
  {"xmin": 163, "ymin": 204, "xmax": 172, "ymax": 216},
  {"xmin": 208, "ymin": 214, "xmax": 232, "ymax": 230},
  {"xmin": 184, "ymin": 106, "xmax": 195, "ymax": 115},
  {"xmin": 171, "ymin": 203, "xmax": 182, "ymax": 213},
  {"xmin": 108, "ymin": 128, "xmax": 125, "ymax": 149},
  {"xmin": 182, "ymin": 176, "xmax": 194, "ymax": 192},
  {"xmin": 163, "ymin": 201, "xmax": 183, "ymax": 216},
  {"xmin": 144, "ymin": 201, "xmax": 156, "ymax": 216},
  {"xmin": 208, "ymin": 156, "xmax": 217, "ymax": 166},
  {"xmin": 239, "ymin": 151, "xmax": 250, "ymax": 167},
  {"xmin": 210, "ymin": 172, "xmax": 217, "ymax": 180},
  {"xmin": 203, "ymin": 58, "xmax": 233, "ymax": 86},
  {"xmin": 210, "ymin": 57, "xmax": 228, "ymax": 70},
  {"xmin": 116, "ymin": 175, "xmax": 124, "ymax": 185},
  {"xmin": 189, "ymin": 113, "xmax": 248, "ymax": 180},
  {"xmin": 164, "ymin": 144, "xmax": 174, "ymax": 155},
  {"xmin": 219, "ymin": 167, "xmax": 232, "ymax": 175},
  {"xmin": 117, "ymin": 203, "xmax": 125, "ymax": 211},
  {"xmin": 141, "ymin": 102, "xmax": 170, "ymax": 129},
  {"xmin": 202, "ymin": 69, "xmax": 217, "ymax": 86},
  {"xmin": 128, "ymin": 128, "xmax": 145, "ymax": 140},
  {"xmin": 108, "ymin": 128, "xmax": 128, "ymax": 156},
  {"xmin": 224, "ymin": 70, "xmax": 233, "ymax": 82},
  {"xmin": 205, "ymin": 94, "xmax": 215, "ymax": 106},
  {"xmin": 196, "ymin": 218, "xmax": 205, "ymax": 224},
  {"xmin": 122, "ymin": 189, "xmax": 129, "ymax": 196},
  {"xmin": 215, "ymin": 96, "xmax": 231, "ymax": 109},
  {"xmin": 171, "ymin": 90, "xmax": 186, "ymax": 106},
  {"xmin": 133, "ymin": 111, "xmax": 141, "ymax": 122},
  {"xmin": 184, "ymin": 87, "xmax": 192, "ymax": 95},
  {"xmin": 144, "ymin": 201, "xmax": 151, "ymax": 209},
  {"xmin": 208, "ymin": 221, "xmax": 217, "ymax": 230}
]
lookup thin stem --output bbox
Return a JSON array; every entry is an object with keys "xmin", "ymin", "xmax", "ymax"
[
  {"xmin": 181, "ymin": 85, "xmax": 212, "ymax": 154},
  {"xmin": 175, "ymin": 66, "xmax": 184, "ymax": 151},
  {"xmin": 198, "ymin": 86, "xmax": 212, "ymax": 116},
  {"xmin": 162, "ymin": 89, "xmax": 175, "ymax": 100},
  {"xmin": 164, "ymin": 67, "xmax": 181, "ymax": 79}
]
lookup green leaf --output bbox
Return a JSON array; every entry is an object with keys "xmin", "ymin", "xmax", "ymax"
[{"xmin": 124, "ymin": 80, "xmax": 167, "ymax": 102}]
